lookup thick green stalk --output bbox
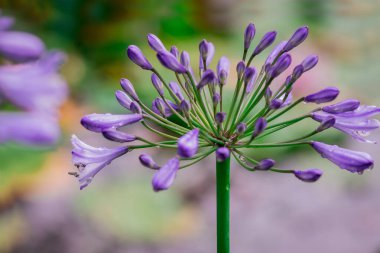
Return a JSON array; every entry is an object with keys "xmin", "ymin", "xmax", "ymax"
[{"xmin": 216, "ymin": 155, "xmax": 230, "ymax": 253}]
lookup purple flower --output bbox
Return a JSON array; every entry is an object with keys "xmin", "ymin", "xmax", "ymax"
[
  {"xmin": 197, "ymin": 69, "xmax": 216, "ymax": 90},
  {"xmin": 152, "ymin": 157, "xmax": 179, "ymax": 191},
  {"xmin": 322, "ymin": 99, "xmax": 360, "ymax": 114},
  {"xmin": 243, "ymin": 67, "xmax": 257, "ymax": 85},
  {"xmin": 177, "ymin": 128, "xmax": 199, "ymax": 158},
  {"xmin": 236, "ymin": 61, "xmax": 246, "ymax": 79},
  {"xmin": 71, "ymin": 135, "xmax": 128, "ymax": 189},
  {"xmin": 244, "ymin": 23, "xmax": 256, "ymax": 50},
  {"xmin": 267, "ymin": 53, "xmax": 292, "ymax": 79},
  {"xmin": 199, "ymin": 40, "xmax": 215, "ymax": 69},
  {"xmin": 151, "ymin": 73, "xmax": 164, "ymax": 96},
  {"xmin": 252, "ymin": 31, "xmax": 277, "ymax": 57},
  {"xmin": 179, "ymin": 100, "xmax": 191, "ymax": 115},
  {"xmin": 169, "ymin": 81, "xmax": 184, "ymax": 101},
  {"xmin": 253, "ymin": 117, "xmax": 267, "ymax": 137},
  {"xmin": 0, "ymin": 31, "xmax": 45, "ymax": 62},
  {"xmin": 120, "ymin": 78, "xmax": 139, "ymax": 101},
  {"xmin": 127, "ymin": 45, "xmax": 153, "ymax": 70},
  {"xmin": 157, "ymin": 50, "xmax": 187, "ymax": 73},
  {"xmin": 236, "ymin": 122, "xmax": 247, "ymax": 134},
  {"xmin": 311, "ymin": 141, "xmax": 374, "ymax": 173},
  {"xmin": 152, "ymin": 98, "xmax": 178, "ymax": 117},
  {"xmin": 180, "ymin": 51, "xmax": 191, "ymax": 70},
  {"xmin": 170, "ymin": 46, "xmax": 179, "ymax": 58},
  {"xmin": 130, "ymin": 101, "xmax": 142, "ymax": 114},
  {"xmin": 215, "ymin": 112, "xmax": 226, "ymax": 124},
  {"xmin": 147, "ymin": 33, "xmax": 166, "ymax": 52},
  {"xmin": 283, "ymin": 26, "xmax": 309, "ymax": 52},
  {"xmin": 278, "ymin": 92, "xmax": 293, "ymax": 108},
  {"xmin": 270, "ymin": 98, "xmax": 283, "ymax": 109},
  {"xmin": 216, "ymin": 147, "xmax": 230, "ymax": 162},
  {"xmin": 302, "ymin": 55, "xmax": 318, "ymax": 72},
  {"xmin": 316, "ymin": 116, "xmax": 336, "ymax": 132},
  {"xmin": 0, "ymin": 14, "xmax": 14, "ymax": 30},
  {"xmin": 102, "ymin": 128, "xmax": 136, "ymax": 143},
  {"xmin": 81, "ymin": 113, "xmax": 142, "ymax": 133},
  {"xmin": 254, "ymin": 158, "xmax": 275, "ymax": 170},
  {"xmin": 139, "ymin": 154, "xmax": 160, "ymax": 170},
  {"xmin": 0, "ymin": 112, "xmax": 60, "ymax": 145},
  {"xmin": 304, "ymin": 87, "xmax": 340, "ymax": 104},
  {"xmin": 292, "ymin": 65, "xmax": 304, "ymax": 80},
  {"xmin": 115, "ymin": 90, "xmax": 133, "ymax": 110},
  {"xmin": 213, "ymin": 93, "xmax": 221, "ymax": 106},
  {"xmin": 265, "ymin": 41, "xmax": 287, "ymax": 65},
  {"xmin": 293, "ymin": 169, "xmax": 322, "ymax": 182},
  {"xmin": 217, "ymin": 56, "xmax": 230, "ymax": 85}
]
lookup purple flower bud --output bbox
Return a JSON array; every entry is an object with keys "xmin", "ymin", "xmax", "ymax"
[
  {"xmin": 213, "ymin": 93, "xmax": 220, "ymax": 106},
  {"xmin": 302, "ymin": 55, "xmax": 318, "ymax": 72},
  {"xmin": 216, "ymin": 147, "xmax": 230, "ymax": 162},
  {"xmin": 199, "ymin": 41, "xmax": 215, "ymax": 69},
  {"xmin": 311, "ymin": 141, "xmax": 374, "ymax": 173},
  {"xmin": 217, "ymin": 56, "xmax": 230, "ymax": 85},
  {"xmin": 267, "ymin": 53, "xmax": 292, "ymax": 79},
  {"xmin": 152, "ymin": 157, "xmax": 180, "ymax": 191},
  {"xmin": 0, "ymin": 16, "xmax": 14, "ymax": 30},
  {"xmin": 254, "ymin": 158, "xmax": 275, "ymax": 170},
  {"xmin": 120, "ymin": 78, "xmax": 139, "ymax": 101},
  {"xmin": 252, "ymin": 31, "xmax": 277, "ymax": 57},
  {"xmin": 265, "ymin": 88, "xmax": 273, "ymax": 100},
  {"xmin": 316, "ymin": 116, "xmax": 335, "ymax": 132},
  {"xmin": 115, "ymin": 90, "xmax": 132, "ymax": 110},
  {"xmin": 81, "ymin": 113, "xmax": 142, "ymax": 132},
  {"xmin": 292, "ymin": 65, "xmax": 304, "ymax": 80},
  {"xmin": 151, "ymin": 73, "xmax": 164, "ymax": 96},
  {"xmin": 180, "ymin": 51, "xmax": 191, "ymax": 69},
  {"xmin": 245, "ymin": 75, "xmax": 257, "ymax": 94},
  {"xmin": 127, "ymin": 45, "xmax": 153, "ymax": 70},
  {"xmin": 0, "ymin": 31, "xmax": 45, "ymax": 62},
  {"xmin": 152, "ymin": 98, "xmax": 178, "ymax": 117},
  {"xmin": 147, "ymin": 33, "xmax": 166, "ymax": 52},
  {"xmin": 102, "ymin": 128, "xmax": 137, "ymax": 143},
  {"xmin": 215, "ymin": 112, "xmax": 226, "ymax": 124},
  {"xmin": 244, "ymin": 23, "xmax": 256, "ymax": 50},
  {"xmin": 197, "ymin": 69, "xmax": 216, "ymax": 89},
  {"xmin": 304, "ymin": 87, "xmax": 340, "ymax": 104},
  {"xmin": 322, "ymin": 99, "xmax": 360, "ymax": 114},
  {"xmin": 283, "ymin": 26, "xmax": 309, "ymax": 52},
  {"xmin": 139, "ymin": 154, "xmax": 160, "ymax": 170},
  {"xmin": 180, "ymin": 99, "xmax": 191, "ymax": 115},
  {"xmin": 177, "ymin": 129, "xmax": 199, "ymax": 158},
  {"xmin": 253, "ymin": 117, "xmax": 267, "ymax": 137},
  {"xmin": 130, "ymin": 101, "xmax": 142, "ymax": 114},
  {"xmin": 243, "ymin": 67, "xmax": 257, "ymax": 85},
  {"xmin": 236, "ymin": 122, "xmax": 247, "ymax": 134},
  {"xmin": 169, "ymin": 81, "xmax": 184, "ymax": 101},
  {"xmin": 157, "ymin": 50, "xmax": 187, "ymax": 73},
  {"xmin": 265, "ymin": 40, "xmax": 287, "ymax": 65},
  {"xmin": 199, "ymin": 39, "xmax": 209, "ymax": 59},
  {"xmin": 293, "ymin": 169, "xmax": 322, "ymax": 182},
  {"xmin": 236, "ymin": 61, "xmax": 246, "ymax": 79},
  {"xmin": 170, "ymin": 46, "xmax": 179, "ymax": 58},
  {"xmin": 270, "ymin": 98, "xmax": 283, "ymax": 109}
]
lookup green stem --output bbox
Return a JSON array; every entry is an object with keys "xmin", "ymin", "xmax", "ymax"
[{"xmin": 216, "ymin": 155, "xmax": 230, "ymax": 253}]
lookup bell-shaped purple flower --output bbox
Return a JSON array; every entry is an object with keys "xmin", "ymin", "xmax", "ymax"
[
  {"xmin": 120, "ymin": 78, "xmax": 139, "ymax": 101},
  {"xmin": 322, "ymin": 99, "xmax": 360, "ymax": 114},
  {"xmin": 244, "ymin": 23, "xmax": 256, "ymax": 50},
  {"xmin": 265, "ymin": 40, "xmax": 287, "ymax": 65},
  {"xmin": 157, "ymin": 50, "xmax": 187, "ymax": 73},
  {"xmin": 311, "ymin": 141, "xmax": 374, "ymax": 173},
  {"xmin": 115, "ymin": 90, "xmax": 133, "ymax": 110},
  {"xmin": 139, "ymin": 154, "xmax": 160, "ymax": 170},
  {"xmin": 151, "ymin": 73, "xmax": 164, "ymax": 96},
  {"xmin": 217, "ymin": 56, "xmax": 230, "ymax": 85},
  {"xmin": 252, "ymin": 31, "xmax": 277, "ymax": 57},
  {"xmin": 177, "ymin": 128, "xmax": 199, "ymax": 158},
  {"xmin": 283, "ymin": 26, "xmax": 309, "ymax": 52},
  {"xmin": 302, "ymin": 55, "xmax": 318, "ymax": 72},
  {"xmin": 253, "ymin": 117, "xmax": 267, "ymax": 137},
  {"xmin": 102, "ymin": 128, "xmax": 136, "ymax": 143},
  {"xmin": 254, "ymin": 158, "xmax": 275, "ymax": 170},
  {"xmin": 197, "ymin": 69, "xmax": 216, "ymax": 89},
  {"xmin": 147, "ymin": 33, "xmax": 166, "ymax": 52},
  {"xmin": 152, "ymin": 157, "xmax": 180, "ymax": 192},
  {"xmin": 71, "ymin": 135, "xmax": 128, "ymax": 189},
  {"xmin": 0, "ymin": 31, "xmax": 45, "ymax": 62},
  {"xmin": 216, "ymin": 147, "xmax": 230, "ymax": 162},
  {"xmin": 293, "ymin": 169, "xmax": 322, "ymax": 182},
  {"xmin": 127, "ymin": 45, "xmax": 153, "ymax": 70},
  {"xmin": 81, "ymin": 113, "xmax": 142, "ymax": 133},
  {"xmin": 304, "ymin": 87, "xmax": 340, "ymax": 104}
]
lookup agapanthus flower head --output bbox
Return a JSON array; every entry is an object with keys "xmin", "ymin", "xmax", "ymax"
[{"xmin": 71, "ymin": 22, "xmax": 378, "ymax": 191}]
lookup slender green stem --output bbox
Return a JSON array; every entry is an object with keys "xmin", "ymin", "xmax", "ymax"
[
  {"xmin": 267, "ymin": 97, "xmax": 304, "ymax": 123},
  {"xmin": 216, "ymin": 155, "xmax": 230, "ymax": 253}
]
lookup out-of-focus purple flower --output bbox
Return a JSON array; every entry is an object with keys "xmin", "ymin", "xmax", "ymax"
[
  {"xmin": 139, "ymin": 154, "xmax": 160, "ymax": 170},
  {"xmin": 127, "ymin": 45, "xmax": 153, "ymax": 70},
  {"xmin": 152, "ymin": 157, "xmax": 179, "ymax": 191},
  {"xmin": 293, "ymin": 169, "xmax": 322, "ymax": 182},
  {"xmin": 147, "ymin": 33, "xmax": 166, "ymax": 52},
  {"xmin": 120, "ymin": 78, "xmax": 139, "ymax": 101},
  {"xmin": 217, "ymin": 56, "xmax": 230, "ymax": 85},
  {"xmin": 265, "ymin": 41, "xmax": 287, "ymax": 65},
  {"xmin": 252, "ymin": 31, "xmax": 277, "ymax": 57},
  {"xmin": 322, "ymin": 99, "xmax": 360, "ymax": 114},
  {"xmin": 0, "ymin": 52, "xmax": 67, "ymax": 113},
  {"xmin": 152, "ymin": 98, "xmax": 178, "ymax": 117},
  {"xmin": 0, "ymin": 15, "xmax": 14, "ymax": 30},
  {"xmin": 245, "ymin": 74, "xmax": 257, "ymax": 94},
  {"xmin": 115, "ymin": 90, "xmax": 133, "ymax": 110},
  {"xmin": 302, "ymin": 55, "xmax": 318, "ymax": 72},
  {"xmin": 292, "ymin": 65, "xmax": 304, "ymax": 80},
  {"xmin": 197, "ymin": 69, "xmax": 216, "ymax": 90},
  {"xmin": 130, "ymin": 101, "xmax": 142, "ymax": 114},
  {"xmin": 213, "ymin": 93, "xmax": 221, "ymax": 106},
  {"xmin": 151, "ymin": 73, "xmax": 164, "ymax": 96},
  {"xmin": 0, "ymin": 112, "xmax": 60, "ymax": 145},
  {"xmin": 244, "ymin": 23, "xmax": 256, "ymax": 50},
  {"xmin": 170, "ymin": 46, "xmax": 179, "ymax": 58},
  {"xmin": 81, "ymin": 113, "xmax": 142, "ymax": 133},
  {"xmin": 304, "ymin": 87, "xmax": 340, "ymax": 104},
  {"xmin": 311, "ymin": 141, "xmax": 374, "ymax": 173},
  {"xmin": 270, "ymin": 98, "xmax": 283, "ymax": 109},
  {"xmin": 267, "ymin": 53, "xmax": 292, "ymax": 79},
  {"xmin": 278, "ymin": 92, "xmax": 293, "ymax": 108},
  {"xmin": 283, "ymin": 26, "xmax": 309, "ymax": 52},
  {"xmin": 169, "ymin": 81, "xmax": 184, "ymax": 101},
  {"xmin": 0, "ymin": 31, "xmax": 45, "ymax": 62},
  {"xmin": 199, "ymin": 40, "xmax": 215, "ymax": 69},
  {"xmin": 102, "ymin": 128, "xmax": 136, "ymax": 143},
  {"xmin": 177, "ymin": 128, "xmax": 199, "ymax": 158},
  {"xmin": 157, "ymin": 50, "xmax": 187, "ymax": 73},
  {"xmin": 71, "ymin": 135, "xmax": 128, "ymax": 189},
  {"xmin": 180, "ymin": 51, "xmax": 191, "ymax": 70},
  {"xmin": 236, "ymin": 61, "xmax": 246, "ymax": 79},
  {"xmin": 180, "ymin": 99, "xmax": 191, "ymax": 115},
  {"xmin": 316, "ymin": 116, "xmax": 336, "ymax": 132},
  {"xmin": 243, "ymin": 67, "xmax": 256, "ymax": 85},
  {"xmin": 236, "ymin": 122, "xmax": 247, "ymax": 134},
  {"xmin": 216, "ymin": 147, "xmax": 230, "ymax": 162},
  {"xmin": 253, "ymin": 117, "xmax": 267, "ymax": 137},
  {"xmin": 254, "ymin": 158, "xmax": 275, "ymax": 170},
  {"xmin": 215, "ymin": 112, "xmax": 226, "ymax": 124}
]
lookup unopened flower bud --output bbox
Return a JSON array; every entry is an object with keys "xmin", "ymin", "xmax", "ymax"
[
  {"xmin": 216, "ymin": 147, "xmax": 230, "ymax": 162},
  {"xmin": 253, "ymin": 117, "xmax": 267, "ymax": 137},
  {"xmin": 236, "ymin": 122, "xmax": 247, "ymax": 134},
  {"xmin": 130, "ymin": 101, "xmax": 142, "ymax": 114},
  {"xmin": 243, "ymin": 67, "xmax": 257, "ymax": 85},
  {"xmin": 217, "ymin": 56, "xmax": 230, "ymax": 85},
  {"xmin": 236, "ymin": 61, "xmax": 246, "ymax": 79},
  {"xmin": 170, "ymin": 46, "xmax": 179, "ymax": 58},
  {"xmin": 102, "ymin": 128, "xmax": 137, "ymax": 143},
  {"xmin": 265, "ymin": 40, "xmax": 287, "ymax": 65},
  {"xmin": 316, "ymin": 116, "xmax": 335, "ymax": 132},
  {"xmin": 147, "ymin": 33, "xmax": 166, "ymax": 52},
  {"xmin": 322, "ymin": 99, "xmax": 360, "ymax": 114},
  {"xmin": 120, "ymin": 78, "xmax": 139, "ymax": 101},
  {"xmin": 293, "ymin": 169, "xmax": 322, "ymax": 182},
  {"xmin": 139, "ymin": 154, "xmax": 160, "ymax": 170},
  {"xmin": 197, "ymin": 69, "xmax": 216, "ymax": 89},
  {"xmin": 244, "ymin": 23, "xmax": 256, "ymax": 50},
  {"xmin": 268, "ymin": 53, "xmax": 292, "ymax": 79},
  {"xmin": 177, "ymin": 129, "xmax": 199, "ymax": 158},
  {"xmin": 215, "ymin": 112, "xmax": 226, "ymax": 125},
  {"xmin": 302, "ymin": 55, "xmax": 318, "ymax": 72},
  {"xmin": 199, "ymin": 39, "xmax": 209, "ymax": 60},
  {"xmin": 180, "ymin": 51, "xmax": 191, "ymax": 69},
  {"xmin": 304, "ymin": 87, "xmax": 340, "ymax": 104},
  {"xmin": 254, "ymin": 158, "xmax": 275, "ymax": 170},
  {"xmin": 252, "ymin": 31, "xmax": 277, "ymax": 57},
  {"xmin": 152, "ymin": 157, "xmax": 179, "ymax": 191},
  {"xmin": 213, "ymin": 93, "xmax": 220, "ymax": 106},
  {"xmin": 283, "ymin": 26, "xmax": 309, "ymax": 52},
  {"xmin": 180, "ymin": 99, "xmax": 191, "ymax": 115},
  {"xmin": 292, "ymin": 65, "xmax": 304, "ymax": 80},
  {"xmin": 127, "ymin": 45, "xmax": 153, "ymax": 70},
  {"xmin": 151, "ymin": 73, "xmax": 164, "ymax": 96},
  {"xmin": 115, "ymin": 90, "xmax": 132, "ymax": 109},
  {"xmin": 169, "ymin": 81, "xmax": 184, "ymax": 101},
  {"xmin": 270, "ymin": 98, "xmax": 283, "ymax": 109},
  {"xmin": 157, "ymin": 51, "xmax": 187, "ymax": 73}
]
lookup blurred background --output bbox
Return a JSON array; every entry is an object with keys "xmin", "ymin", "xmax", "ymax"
[{"xmin": 1, "ymin": 0, "xmax": 380, "ymax": 252}]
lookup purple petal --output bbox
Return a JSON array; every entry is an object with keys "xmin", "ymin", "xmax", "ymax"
[
  {"xmin": 304, "ymin": 87, "xmax": 340, "ymax": 104},
  {"xmin": 293, "ymin": 169, "xmax": 322, "ymax": 182},
  {"xmin": 177, "ymin": 128, "xmax": 199, "ymax": 158},
  {"xmin": 81, "ymin": 113, "xmax": 142, "ymax": 132},
  {"xmin": 157, "ymin": 50, "xmax": 187, "ymax": 73},
  {"xmin": 147, "ymin": 33, "xmax": 166, "ymax": 52},
  {"xmin": 127, "ymin": 45, "xmax": 153, "ymax": 70},
  {"xmin": 152, "ymin": 157, "xmax": 180, "ymax": 192}
]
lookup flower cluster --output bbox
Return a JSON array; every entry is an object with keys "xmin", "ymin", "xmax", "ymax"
[
  {"xmin": 71, "ymin": 23, "xmax": 378, "ymax": 190},
  {"xmin": 0, "ymin": 11, "xmax": 67, "ymax": 146}
]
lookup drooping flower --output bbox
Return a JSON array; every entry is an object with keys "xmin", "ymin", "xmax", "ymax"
[
  {"xmin": 152, "ymin": 157, "xmax": 180, "ymax": 192},
  {"xmin": 293, "ymin": 169, "xmax": 322, "ymax": 182}
]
